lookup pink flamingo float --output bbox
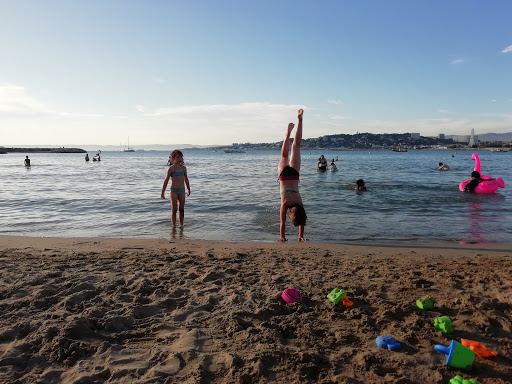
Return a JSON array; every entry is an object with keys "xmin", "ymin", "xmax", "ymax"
[{"xmin": 459, "ymin": 153, "xmax": 505, "ymax": 193}]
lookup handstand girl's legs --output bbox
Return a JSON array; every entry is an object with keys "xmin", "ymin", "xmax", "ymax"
[
  {"xmin": 289, "ymin": 109, "xmax": 303, "ymax": 172},
  {"xmin": 278, "ymin": 122, "xmax": 295, "ymax": 173}
]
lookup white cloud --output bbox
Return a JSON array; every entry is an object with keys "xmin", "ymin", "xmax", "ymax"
[
  {"xmin": 132, "ymin": 102, "xmax": 306, "ymax": 144},
  {"xmin": 450, "ymin": 58, "xmax": 465, "ymax": 65},
  {"xmin": 327, "ymin": 99, "xmax": 344, "ymax": 105},
  {"xmin": 0, "ymin": 84, "xmax": 54, "ymax": 115},
  {"xmin": 502, "ymin": 45, "xmax": 512, "ymax": 54},
  {"xmin": 0, "ymin": 84, "xmax": 103, "ymax": 118},
  {"xmin": 136, "ymin": 102, "xmax": 299, "ymax": 118},
  {"xmin": 151, "ymin": 76, "xmax": 166, "ymax": 84},
  {"xmin": 135, "ymin": 102, "xmax": 303, "ymax": 130},
  {"xmin": 438, "ymin": 109, "xmax": 450, "ymax": 114}
]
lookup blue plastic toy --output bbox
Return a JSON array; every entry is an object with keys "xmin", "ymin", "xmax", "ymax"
[{"xmin": 375, "ymin": 336, "xmax": 401, "ymax": 351}]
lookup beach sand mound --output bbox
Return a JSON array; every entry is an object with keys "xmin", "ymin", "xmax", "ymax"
[{"xmin": 0, "ymin": 237, "xmax": 511, "ymax": 383}]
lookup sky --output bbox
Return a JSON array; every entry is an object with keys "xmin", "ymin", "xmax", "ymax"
[{"xmin": 1, "ymin": 1, "xmax": 511, "ymax": 147}]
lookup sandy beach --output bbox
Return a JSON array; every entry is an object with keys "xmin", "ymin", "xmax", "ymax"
[{"xmin": 0, "ymin": 236, "xmax": 511, "ymax": 383}]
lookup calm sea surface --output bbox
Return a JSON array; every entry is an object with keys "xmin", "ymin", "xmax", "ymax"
[{"xmin": 0, "ymin": 149, "xmax": 510, "ymax": 244}]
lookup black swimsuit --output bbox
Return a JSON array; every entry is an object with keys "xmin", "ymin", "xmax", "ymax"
[
  {"xmin": 279, "ymin": 166, "xmax": 300, "ymax": 181},
  {"xmin": 464, "ymin": 179, "xmax": 480, "ymax": 191}
]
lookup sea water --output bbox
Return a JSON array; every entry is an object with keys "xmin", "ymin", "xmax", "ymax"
[{"xmin": 0, "ymin": 149, "xmax": 510, "ymax": 244}]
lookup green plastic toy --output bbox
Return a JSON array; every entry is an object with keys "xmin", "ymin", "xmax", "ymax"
[
  {"xmin": 434, "ymin": 316, "xmax": 453, "ymax": 334},
  {"xmin": 434, "ymin": 340, "xmax": 475, "ymax": 369},
  {"xmin": 327, "ymin": 288, "xmax": 347, "ymax": 304},
  {"xmin": 449, "ymin": 375, "xmax": 479, "ymax": 384},
  {"xmin": 416, "ymin": 295, "xmax": 434, "ymax": 310},
  {"xmin": 327, "ymin": 288, "xmax": 353, "ymax": 306}
]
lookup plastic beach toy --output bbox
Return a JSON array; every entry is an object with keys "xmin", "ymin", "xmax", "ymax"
[
  {"xmin": 375, "ymin": 336, "xmax": 401, "ymax": 351},
  {"xmin": 449, "ymin": 375, "xmax": 479, "ymax": 384},
  {"xmin": 434, "ymin": 316, "xmax": 454, "ymax": 334},
  {"xmin": 281, "ymin": 288, "xmax": 302, "ymax": 304},
  {"xmin": 416, "ymin": 295, "xmax": 434, "ymax": 310},
  {"xmin": 435, "ymin": 340, "xmax": 475, "ymax": 369},
  {"xmin": 461, "ymin": 339, "xmax": 497, "ymax": 358},
  {"xmin": 459, "ymin": 153, "xmax": 505, "ymax": 193},
  {"xmin": 327, "ymin": 288, "xmax": 353, "ymax": 306}
]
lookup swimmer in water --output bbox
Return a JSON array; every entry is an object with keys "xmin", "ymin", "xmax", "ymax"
[{"xmin": 351, "ymin": 179, "xmax": 367, "ymax": 191}]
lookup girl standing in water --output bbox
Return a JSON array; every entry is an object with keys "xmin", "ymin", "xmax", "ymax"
[{"xmin": 161, "ymin": 150, "xmax": 191, "ymax": 227}]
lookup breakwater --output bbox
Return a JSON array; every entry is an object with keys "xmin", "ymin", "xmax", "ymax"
[{"xmin": 0, "ymin": 147, "xmax": 86, "ymax": 153}]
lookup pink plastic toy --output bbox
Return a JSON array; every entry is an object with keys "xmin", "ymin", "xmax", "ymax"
[
  {"xmin": 281, "ymin": 288, "xmax": 302, "ymax": 303},
  {"xmin": 459, "ymin": 153, "xmax": 505, "ymax": 193}
]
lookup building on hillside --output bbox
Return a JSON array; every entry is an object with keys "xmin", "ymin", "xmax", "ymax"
[{"xmin": 469, "ymin": 129, "xmax": 476, "ymax": 146}]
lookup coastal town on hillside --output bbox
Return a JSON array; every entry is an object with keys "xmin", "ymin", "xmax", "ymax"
[{"xmin": 217, "ymin": 130, "xmax": 512, "ymax": 152}]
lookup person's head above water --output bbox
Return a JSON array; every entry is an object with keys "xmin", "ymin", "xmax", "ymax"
[
  {"xmin": 356, "ymin": 179, "xmax": 365, "ymax": 187},
  {"xmin": 439, "ymin": 162, "xmax": 444, "ymax": 166},
  {"xmin": 288, "ymin": 205, "xmax": 307, "ymax": 227},
  {"xmin": 471, "ymin": 171, "xmax": 481, "ymax": 179}
]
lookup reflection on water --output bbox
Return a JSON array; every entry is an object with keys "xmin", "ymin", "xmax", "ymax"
[
  {"xmin": 459, "ymin": 193, "xmax": 507, "ymax": 244},
  {"xmin": 171, "ymin": 226, "xmax": 184, "ymax": 240},
  {"xmin": 463, "ymin": 203, "xmax": 484, "ymax": 244}
]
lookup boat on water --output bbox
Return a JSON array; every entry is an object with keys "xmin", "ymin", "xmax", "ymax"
[
  {"xmin": 392, "ymin": 144, "xmax": 408, "ymax": 152},
  {"xmin": 123, "ymin": 137, "xmax": 135, "ymax": 152},
  {"xmin": 223, "ymin": 149, "xmax": 245, "ymax": 153}
]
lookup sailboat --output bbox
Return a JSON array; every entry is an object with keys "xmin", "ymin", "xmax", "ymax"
[{"xmin": 124, "ymin": 137, "xmax": 135, "ymax": 152}]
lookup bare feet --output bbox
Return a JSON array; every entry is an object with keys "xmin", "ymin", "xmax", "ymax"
[
  {"xmin": 286, "ymin": 123, "xmax": 294, "ymax": 136},
  {"xmin": 298, "ymin": 237, "xmax": 308, "ymax": 242},
  {"xmin": 278, "ymin": 238, "xmax": 288, "ymax": 242}
]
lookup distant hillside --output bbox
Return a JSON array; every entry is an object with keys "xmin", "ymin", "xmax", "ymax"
[
  {"xmin": 476, "ymin": 132, "xmax": 512, "ymax": 142},
  {"xmin": 446, "ymin": 132, "xmax": 512, "ymax": 142}
]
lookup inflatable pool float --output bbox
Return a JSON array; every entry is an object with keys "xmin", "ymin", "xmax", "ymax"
[{"xmin": 459, "ymin": 153, "xmax": 505, "ymax": 193}]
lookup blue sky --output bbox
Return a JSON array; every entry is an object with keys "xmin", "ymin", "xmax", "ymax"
[{"xmin": 1, "ymin": 0, "xmax": 511, "ymax": 146}]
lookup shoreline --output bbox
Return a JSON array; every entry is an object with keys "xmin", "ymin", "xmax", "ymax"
[
  {"xmin": 2, "ymin": 235, "xmax": 512, "ymax": 252},
  {"xmin": 1, "ymin": 236, "xmax": 511, "ymax": 383}
]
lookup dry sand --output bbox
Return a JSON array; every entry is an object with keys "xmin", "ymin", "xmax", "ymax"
[{"xmin": 0, "ymin": 236, "xmax": 511, "ymax": 383}]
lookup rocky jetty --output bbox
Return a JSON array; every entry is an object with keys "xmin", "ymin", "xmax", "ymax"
[{"xmin": 1, "ymin": 147, "xmax": 87, "ymax": 153}]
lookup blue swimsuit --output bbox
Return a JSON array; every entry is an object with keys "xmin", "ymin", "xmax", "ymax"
[{"xmin": 170, "ymin": 167, "xmax": 185, "ymax": 195}]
